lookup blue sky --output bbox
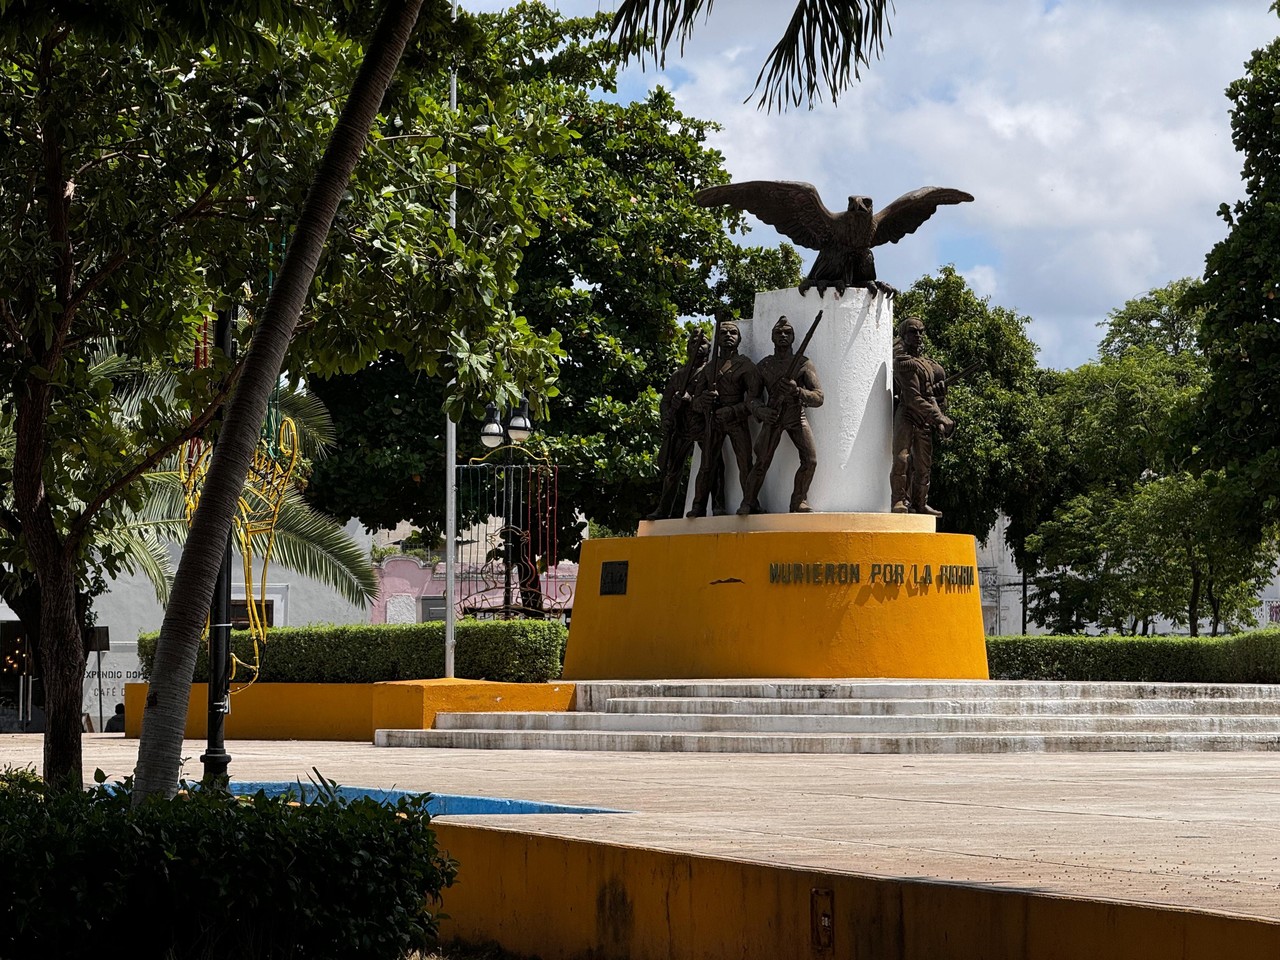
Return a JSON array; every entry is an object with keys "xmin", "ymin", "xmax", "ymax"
[{"xmin": 469, "ymin": 0, "xmax": 1280, "ymax": 369}]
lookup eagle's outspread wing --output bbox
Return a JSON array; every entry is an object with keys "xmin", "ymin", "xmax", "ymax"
[
  {"xmin": 871, "ymin": 187, "xmax": 974, "ymax": 247},
  {"xmin": 694, "ymin": 180, "xmax": 839, "ymax": 251}
]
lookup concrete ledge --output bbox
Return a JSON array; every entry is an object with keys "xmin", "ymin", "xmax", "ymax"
[
  {"xmin": 372, "ymin": 678, "xmax": 575, "ymax": 733},
  {"xmin": 638, "ymin": 511, "xmax": 936, "ymax": 536},
  {"xmin": 124, "ymin": 679, "xmax": 575, "ymax": 742},
  {"xmin": 432, "ymin": 822, "xmax": 1280, "ymax": 960}
]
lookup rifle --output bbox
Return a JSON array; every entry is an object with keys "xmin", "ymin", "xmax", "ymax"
[
  {"xmin": 941, "ymin": 361, "xmax": 983, "ymax": 388},
  {"xmin": 677, "ymin": 329, "xmax": 709, "ymax": 400},
  {"xmin": 702, "ymin": 319, "xmax": 723, "ymax": 440},
  {"xmin": 768, "ymin": 309, "xmax": 823, "ymax": 412},
  {"xmin": 656, "ymin": 329, "xmax": 708, "ymax": 473}
]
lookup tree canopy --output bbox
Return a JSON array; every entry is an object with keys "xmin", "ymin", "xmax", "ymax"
[
  {"xmin": 305, "ymin": 6, "xmax": 804, "ymax": 543},
  {"xmin": 0, "ymin": 2, "xmax": 566, "ymax": 787},
  {"xmin": 1196, "ymin": 25, "xmax": 1280, "ymax": 535},
  {"xmin": 1027, "ymin": 281, "xmax": 1278, "ymax": 636}
]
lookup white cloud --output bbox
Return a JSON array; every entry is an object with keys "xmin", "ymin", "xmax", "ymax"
[
  {"xmin": 965, "ymin": 264, "xmax": 1000, "ymax": 301},
  {"xmin": 470, "ymin": 0, "xmax": 1278, "ymax": 367}
]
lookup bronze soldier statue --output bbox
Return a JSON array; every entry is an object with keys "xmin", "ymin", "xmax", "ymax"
[
  {"xmin": 688, "ymin": 320, "xmax": 762, "ymax": 517},
  {"xmin": 648, "ymin": 329, "xmax": 712, "ymax": 520},
  {"xmin": 891, "ymin": 316, "xmax": 955, "ymax": 516},
  {"xmin": 738, "ymin": 314, "xmax": 825, "ymax": 514}
]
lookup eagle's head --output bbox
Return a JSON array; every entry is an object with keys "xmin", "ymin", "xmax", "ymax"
[{"xmin": 847, "ymin": 196, "xmax": 874, "ymax": 214}]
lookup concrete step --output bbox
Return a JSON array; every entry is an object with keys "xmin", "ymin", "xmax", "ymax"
[
  {"xmin": 430, "ymin": 711, "xmax": 1280, "ymax": 735},
  {"xmin": 603, "ymin": 696, "xmax": 1280, "ymax": 717},
  {"xmin": 373, "ymin": 678, "xmax": 1280, "ymax": 755},
  {"xmin": 376, "ymin": 727, "xmax": 1280, "ymax": 754},
  {"xmin": 573, "ymin": 680, "xmax": 1280, "ymax": 709}
]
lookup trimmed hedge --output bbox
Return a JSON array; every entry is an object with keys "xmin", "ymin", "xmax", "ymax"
[
  {"xmin": 0, "ymin": 770, "xmax": 456, "ymax": 959},
  {"xmin": 987, "ymin": 627, "xmax": 1280, "ymax": 683},
  {"xmin": 137, "ymin": 619, "xmax": 567, "ymax": 684}
]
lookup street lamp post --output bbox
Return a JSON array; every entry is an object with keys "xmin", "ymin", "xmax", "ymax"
[{"xmin": 480, "ymin": 398, "xmax": 533, "ymax": 620}]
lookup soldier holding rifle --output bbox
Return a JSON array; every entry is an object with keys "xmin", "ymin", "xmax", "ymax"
[
  {"xmin": 688, "ymin": 319, "xmax": 762, "ymax": 518},
  {"xmin": 648, "ymin": 328, "xmax": 712, "ymax": 520},
  {"xmin": 738, "ymin": 313, "xmax": 825, "ymax": 514}
]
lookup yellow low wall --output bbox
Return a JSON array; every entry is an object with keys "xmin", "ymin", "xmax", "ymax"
[
  {"xmin": 124, "ymin": 683, "xmax": 375, "ymax": 741},
  {"xmin": 124, "ymin": 679, "xmax": 576, "ymax": 741},
  {"xmin": 432, "ymin": 823, "xmax": 1280, "ymax": 960},
  {"xmin": 372, "ymin": 678, "xmax": 576, "ymax": 732},
  {"xmin": 564, "ymin": 526, "xmax": 988, "ymax": 680}
]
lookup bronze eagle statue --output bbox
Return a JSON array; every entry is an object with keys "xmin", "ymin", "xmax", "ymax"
[{"xmin": 695, "ymin": 181, "xmax": 974, "ymax": 296}]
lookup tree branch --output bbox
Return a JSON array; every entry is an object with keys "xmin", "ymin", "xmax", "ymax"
[
  {"xmin": 38, "ymin": 29, "xmax": 74, "ymax": 353},
  {"xmin": 0, "ymin": 299, "xmax": 29, "ymax": 358},
  {"xmin": 0, "ymin": 504, "xmax": 20, "ymax": 538},
  {"xmin": 62, "ymin": 152, "xmax": 253, "ymax": 322},
  {"xmin": 62, "ymin": 250, "xmax": 129, "ymax": 320}
]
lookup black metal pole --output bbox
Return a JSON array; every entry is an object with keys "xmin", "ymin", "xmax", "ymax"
[
  {"xmin": 502, "ymin": 447, "xmax": 514, "ymax": 619},
  {"xmin": 201, "ymin": 310, "xmax": 235, "ymax": 786},
  {"xmin": 95, "ymin": 649, "xmax": 104, "ymax": 731},
  {"xmin": 1021, "ymin": 569, "xmax": 1028, "ymax": 635}
]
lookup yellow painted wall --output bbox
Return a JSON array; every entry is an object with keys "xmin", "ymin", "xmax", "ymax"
[
  {"xmin": 564, "ymin": 530, "xmax": 988, "ymax": 680},
  {"xmin": 124, "ymin": 679, "xmax": 576, "ymax": 741},
  {"xmin": 432, "ymin": 823, "xmax": 1280, "ymax": 960},
  {"xmin": 124, "ymin": 683, "xmax": 373, "ymax": 741}
]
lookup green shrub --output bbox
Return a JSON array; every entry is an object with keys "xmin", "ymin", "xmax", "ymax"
[
  {"xmin": 0, "ymin": 769, "xmax": 456, "ymax": 959},
  {"xmin": 986, "ymin": 627, "xmax": 1280, "ymax": 683},
  {"xmin": 137, "ymin": 618, "xmax": 567, "ymax": 684}
]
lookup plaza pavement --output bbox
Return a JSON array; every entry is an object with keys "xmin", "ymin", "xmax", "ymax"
[{"xmin": 4, "ymin": 732, "xmax": 1280, "ymax": 923}]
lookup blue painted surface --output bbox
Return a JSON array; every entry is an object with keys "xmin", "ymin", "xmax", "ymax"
[{"xmin": 229, "ymin": 781, "xmax": 623, "ymax": 816}]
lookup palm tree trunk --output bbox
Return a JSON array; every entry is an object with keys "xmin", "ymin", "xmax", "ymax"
[{"xmin": 132, "ymin": 0, "xmax": 425, "ymax": 802}]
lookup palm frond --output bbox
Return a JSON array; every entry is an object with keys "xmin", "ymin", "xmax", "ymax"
[
  {"xmin": 610, "ymin": 0, "xmax": 892, "ymax": 111},
  {"xmin": 135, "ymin": 471, "xmax": 192, "ymax": 537},
  {"xmin": 95, "ymin": 526, "xmax": 175, "ymax": 605},
  {"xmin": 754, "ymin": 0, "xmax": 891, "ymax": 110},
  {"xmin": 275, "ymin": 385, "xmax": 336, "ymax": 461},
  {"xmin": 115, "ymin": 369, "xmax": 185, "ymax": 422},
  {"xmin": 610, "ymin": 0, "xmax": 716, "ymax": 62},
  {"xmin": 251, "ymin": 492, "xmax": 377, "ymax": 608},
  {"xmin": 0, "ymin": 416, "xmax": 13, "ymax": 465}
]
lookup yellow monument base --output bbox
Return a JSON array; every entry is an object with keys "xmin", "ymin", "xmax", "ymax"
[{"xmin": 563, "ymin": 514, "xmax": 989, "ymax": 680}]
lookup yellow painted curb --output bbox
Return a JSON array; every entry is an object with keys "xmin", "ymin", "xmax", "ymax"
[
  {"xmin": 565, "ymin": 529, "xmax": 988, "ymax": 680},
  {"xmin": 432, "ymin": 823, "xmax": 1280, "ymax": 960},
  {"xmin": 123, "ymin": 679, "xmax": 576, "ymax": 741}
]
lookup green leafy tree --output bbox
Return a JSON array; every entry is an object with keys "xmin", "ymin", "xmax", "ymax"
[
  {"xmin": 306, "ymin": 8, "xmax": 804, "ymax": 542},
  {"xmin": 0, "ymin": 4, "xmax": 565, "ymax": 791},
  {"xmin": 3, "ymin": 0, "xmax": 896, "ymax": 796},
  {"xmin": 1099, "ymin": 278, "xmax": 1204, "ymax": 360},
  {"xmin": 1196, "ymin": 20, "xmax": 1280, "ymax": 533},
  {"xmin": 1027, "ymin": 281, "xmax": 1279, "ymax": 635}
]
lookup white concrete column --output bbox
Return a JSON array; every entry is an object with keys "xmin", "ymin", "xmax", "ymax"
[{"xmin": 686, "ymin": 287, "xmax": 893, "ymax": 516}]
